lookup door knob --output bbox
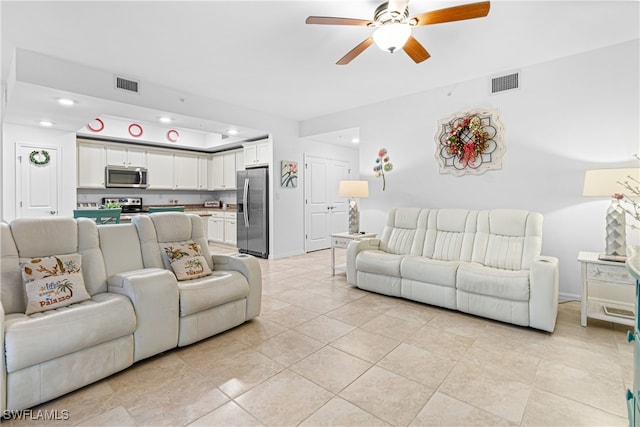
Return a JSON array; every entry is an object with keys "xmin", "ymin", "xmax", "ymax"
[{"xmin": 48, "ymin": 210, "xmax": 56, "ymax": 215}]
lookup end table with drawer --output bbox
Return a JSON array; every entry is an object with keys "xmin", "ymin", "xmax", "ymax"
[
  {"xmin": 578, "ymin": 251, "xmax": 636, "ymax": 327},
  {"xmin": 331, "ymin": 232, "xmax": 377, "ymax": 276}
]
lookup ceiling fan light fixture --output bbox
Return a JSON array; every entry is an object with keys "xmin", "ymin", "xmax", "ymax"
[{"xmin": 373, "ymin": 22, "xmax": 411, "ymax": 53}]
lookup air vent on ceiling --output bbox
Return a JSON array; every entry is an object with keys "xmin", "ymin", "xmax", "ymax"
[
  {"xmin": 491, "ymin": 72, "xmax": 519, "ymax": 94},
  {"xmin": 115, "ymin": 75, "xmax": 140, "ymax": 94}
]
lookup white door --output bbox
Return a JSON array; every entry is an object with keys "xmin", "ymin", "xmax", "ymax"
[
  {"xmin": 304, "ymin": 155, "xmax": 350, "ymax": 252},
  {"xmin": 17, "ymin": 143, "xmax": 60, "ymax": 218}
]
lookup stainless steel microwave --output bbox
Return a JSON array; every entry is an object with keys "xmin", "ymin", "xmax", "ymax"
[{"xmin": 105, "ymin": 166, "xmax": 148, "ymax": 188}]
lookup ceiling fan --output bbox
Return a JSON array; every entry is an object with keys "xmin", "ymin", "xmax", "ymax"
[{"xmin": 305, "ymin": 0, "xmax": 490, "ymax": 65}]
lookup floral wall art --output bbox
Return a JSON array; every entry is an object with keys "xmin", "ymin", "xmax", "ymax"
[
  {"xmin": 281, "ymin": 160, "xmax": 298, "ymax": 188},
  {"xmin": 373, "ymin": 148, "xmax": 393, "ymax": 190},
  {"xmin": 435, "ymin": 108, "xmax": 505, "ymax": 176}
]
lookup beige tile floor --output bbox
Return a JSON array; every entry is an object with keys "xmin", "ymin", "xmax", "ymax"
[{"xmin": 5, "ymin": 246, "xmax": 635, "ymax": 426}]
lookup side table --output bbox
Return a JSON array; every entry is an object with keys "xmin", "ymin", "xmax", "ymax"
[
  {"xmin": 578, "ymin": 251, "xmax": 636, "ymax": 327},
  {"xmin": 331, "ymin": 232, "xmax": 376, "ymax": 276}
]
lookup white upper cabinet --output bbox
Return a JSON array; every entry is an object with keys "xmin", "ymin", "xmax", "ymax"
[
  {"xmin": 211, "ymin": 149, "xmax": 241, "ymax": 190},
  {"xmin": 198, "ymin": 155, "xmax": 210, "ymax": 190},
  {"xmin": 77, "ymin": 140, "xmax": 106, "ymax": 188},
  {"xmin": 174, "ymin": 152, "xmax": 199, "ymax": 190},
  {"xmin": 106, "ymin": 145, "xmax": 146, "ymax": 167},
  {"xmin": 146, "ymin": 150, "xmax": 174, "ymax": 190},
  {"xmin": 243, "ymin": 140, "xmax": 270, "ymax": 167}
]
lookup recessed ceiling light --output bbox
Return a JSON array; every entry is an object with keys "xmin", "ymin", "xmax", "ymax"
[
  {"xmin": 159, "ymin": 117, "xmax": 172, "ymax": 123},
  {"xmin": 39, "ymin": 120, "xmax": 54, "ymax": 127},
  {"xmin": 57, "ymin": 98, "xmax": 75, "ymax": 106},
  {"xmin": 228, "ymin": 129, "xmax": 239, "ymax": 135}
]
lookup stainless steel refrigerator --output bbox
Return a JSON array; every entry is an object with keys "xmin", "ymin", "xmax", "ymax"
[{"xmin": 237, "ymin": 167, "xmax": 269, "ymax": 258}]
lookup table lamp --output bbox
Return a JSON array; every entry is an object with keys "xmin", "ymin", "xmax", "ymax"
[
  {"xmin": 339, "ymin": 180, "xmax": 369, "ymax": 234},
  {"xmin": 583, "ymin": 167, "xmax": 639, "ymax": 259}
]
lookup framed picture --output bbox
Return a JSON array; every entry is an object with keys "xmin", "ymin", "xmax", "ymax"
[{"xmin": 281, "ymin": 160, "xmax": 298, "ymax": 188}]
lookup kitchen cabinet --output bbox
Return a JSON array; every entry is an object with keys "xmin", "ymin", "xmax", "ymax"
[
  {"xmin": 106, "ymin": 145, "xmax": 146, "ymax": 167},
  {"xmin": 198, "ymin": 155, "xmax": 210, "ymax": 190},
  {"xmin": 224, "ymin": 212, "xmax": 237, "ymax": 245},
  {"xmin": 208, "ymin": 212, "xmax": 225, "ymax": 243},
  {"xmin": 77, "ymin": 140, "xmax": 106, "ymax": 188},
  {"xmin": 146, "ymin": 150, "xmax": 174, "ymax": 189},
  {"xmin": 174, "ymin": 153, "xmax": 199, "ymax": 190},
  {"xmin": 211, "ymin": 150, "xmax": 240, "ymax": 190},
  {"xmin": 243, "ymin": 140, "xmax": 270, "ymax": 167}
]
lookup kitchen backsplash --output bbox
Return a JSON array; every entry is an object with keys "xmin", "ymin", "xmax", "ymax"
[{"xmin": 77, "ymin": 189, "xmax": 237, "ymax": 206}]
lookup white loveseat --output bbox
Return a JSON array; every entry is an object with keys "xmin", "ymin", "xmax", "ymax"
[
  {"xmin": 0, "ymin": 213, "xmax": 261, "ymax": 411},
  {"xmin": 347, "ymin": 208, "xmax": 559, "ymax": 332}
]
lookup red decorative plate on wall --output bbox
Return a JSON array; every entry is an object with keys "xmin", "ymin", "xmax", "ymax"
[
  {"xmin": 86, "ymin": 118, "xmax": 104, "ymax": 132},
  {"xmin": 167, "ymin": 129, "xmax": 180, "ymax": 142},
  {"xmin": 128, "ymin": 123, "xmax": 143, "ymax": 138}
]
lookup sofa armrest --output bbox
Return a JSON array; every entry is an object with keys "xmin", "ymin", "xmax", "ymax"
[
  {"xmin": 346, "ymin": 238, "xmax": 381, "ymax": 285},
  {"xmin": 108, "ymin": 268, "xmax": 179, "ymax": 361},
  {"xmin": 0, "ymin": 301, "xmax": 5, "ymax": 412},
  {"xmin": 212, "ymin": 254, "xmax": 262, "ymax": 319},
  {"xmin": 529, "ymin": 256, "xmax": 559, "ymax": 332}
]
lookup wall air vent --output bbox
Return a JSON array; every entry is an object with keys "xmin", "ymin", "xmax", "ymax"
[
  {"xmin": 491, "ymin": 72, "xmax": 519, "ymax": 94},
  {"xmin": 114, "ymin": 75, "xmax": 140, "ymax": 94}
]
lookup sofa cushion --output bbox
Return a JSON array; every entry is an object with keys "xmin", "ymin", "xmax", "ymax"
[
  {"xmin": 161, "ymin": 241, "xmax": 212, "ymax": 281},
  {"xmin": 457, "ymin": 263, "xmax": 530, "ymax": 301},
  {"xmin": 21, "ymin": 254, "xmax": 91, "ymax": 315},
  {"xmin": 400, "ymin": 256, "xmax": 460, "ymax": 288},
  {"xmin": 178, "ymin": 271, "xmax": 250, "ymax": 317},
  {"xmin": 356, "ymin": 250, "xmax": 404, "ymax": 276},
  {"xmin": 4, "ymin": 293, "xmax": 136, "ymax": 373}
]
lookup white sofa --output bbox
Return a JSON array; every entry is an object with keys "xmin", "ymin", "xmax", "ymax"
[
  {"xmin": 0, "ymin": 213, "xmax": 261, "ymax": 411},
  {"xmin": 347, "ymin": 208, "xmax": 559, "ymax": 332}
]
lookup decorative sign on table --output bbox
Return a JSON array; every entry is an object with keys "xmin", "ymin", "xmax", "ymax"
[{"xmin": 435, "ymin": 108, "xmax": 505, "ymax": 176}]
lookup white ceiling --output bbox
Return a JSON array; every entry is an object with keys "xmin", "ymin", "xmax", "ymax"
[{"xmin": 1, "ymin": 1, "xmax": 638, "ymax": 144}]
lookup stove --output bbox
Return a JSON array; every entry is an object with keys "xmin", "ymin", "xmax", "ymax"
[{"xmin": 102, "ymin": 197, "xmax": 146, "ymax": 214}]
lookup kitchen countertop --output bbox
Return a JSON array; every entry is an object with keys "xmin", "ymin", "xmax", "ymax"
[{"xmin": 120, "ymin": 206, "xmax": 237, "ymax": 222}]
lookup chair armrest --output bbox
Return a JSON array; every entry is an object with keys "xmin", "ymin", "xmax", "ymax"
[
  {"xmin": 212, "ymin": 254, "xmax": 262, "ymax": 319},
  {"xmin": 529, "ymin": 256, "xmax": 559, "ymax": 332},
  {"xmin": 346, "ymin": 238, "xmax": 381, "ymax": 285},
  {"xmin": 108, "ymin": 268, "xmax": 179, "ymax": 361}
]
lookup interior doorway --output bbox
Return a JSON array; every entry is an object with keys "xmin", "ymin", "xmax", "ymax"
[
  {"xmin": 16, "ymin": 143, "xmax": 61, "ymax": 218},
  {"xmin": 304, "ymin": 154, "xmax": 351, "ymax": 252}
]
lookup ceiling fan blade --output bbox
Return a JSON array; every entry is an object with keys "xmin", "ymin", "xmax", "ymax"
[
  {"xmin": 305, "ymin": 16, "xmax": 372, "ymax": 26},
  {"xmin": 336, "ymin": 37, "xmax": 374, "ymax": 65},
  {"xmin": 410, "ymin": 1, "xmax": 490, "ymax": 26},
  {"xmin": 403, "ymin": 36, "xmax": 430, "ymax": 63}
]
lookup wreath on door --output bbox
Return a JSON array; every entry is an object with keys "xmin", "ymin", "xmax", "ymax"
[{"xmin": 29, "ymin": 150, "xmax": 50, "ymax": 166}]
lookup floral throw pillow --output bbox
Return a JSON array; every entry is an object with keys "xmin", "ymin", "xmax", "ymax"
[
  {"xmin": 162, "ymin": 241, "xmax": 212, "ymax": 281},
  {"xmin": 21, "ymin": 254, "xmax": 91, "ymax": 315}
]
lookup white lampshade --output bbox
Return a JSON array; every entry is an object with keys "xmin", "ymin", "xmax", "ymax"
[
  {"xmin": 339, "ymin": 180, "xmax": 369, "ymax": 198},
  {"xmin": 372, "ymin": 23, "xmax": 411, "ymax": 53},
  {"xmin": 583, "ymin": 168, "xmax": 640, "ymax": 197}
]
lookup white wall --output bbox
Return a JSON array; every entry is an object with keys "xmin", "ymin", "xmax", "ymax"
[{"xmin": 300, "ymin": 40, "xmax": 640, "ymax": 299}]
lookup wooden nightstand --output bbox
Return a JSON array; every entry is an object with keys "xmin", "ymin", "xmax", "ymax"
[
  {"xmin": 330, "ymin": 232, "xmax": 376, "ymax": 276},
  {"xmin": 578, "ymin": 251, "xmax": 636, "ymax": 327}
]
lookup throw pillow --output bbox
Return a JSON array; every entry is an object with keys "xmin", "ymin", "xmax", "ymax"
[
  {"xmin": 162, "ymin": 241, "xmax": 212, "ymax": 281},
  {"xmin": 21, "ymin": 253, "xmax": 91, "ymax": 315}
]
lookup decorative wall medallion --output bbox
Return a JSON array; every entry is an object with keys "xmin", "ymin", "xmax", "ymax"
[
  {"xmin": 167, "ymin": 129, "xmax": 180, "ymax": 142},
  {"xmin": 86, "ymin": 118, "xmax": 104, "ymax": 132},
  {"xmin": 128, "ymin": 123, "xmax": 143, "ymax": 138},
  {"xmin": 435, "ymin": 108, "xmax": 505, "ymax": 176}
]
